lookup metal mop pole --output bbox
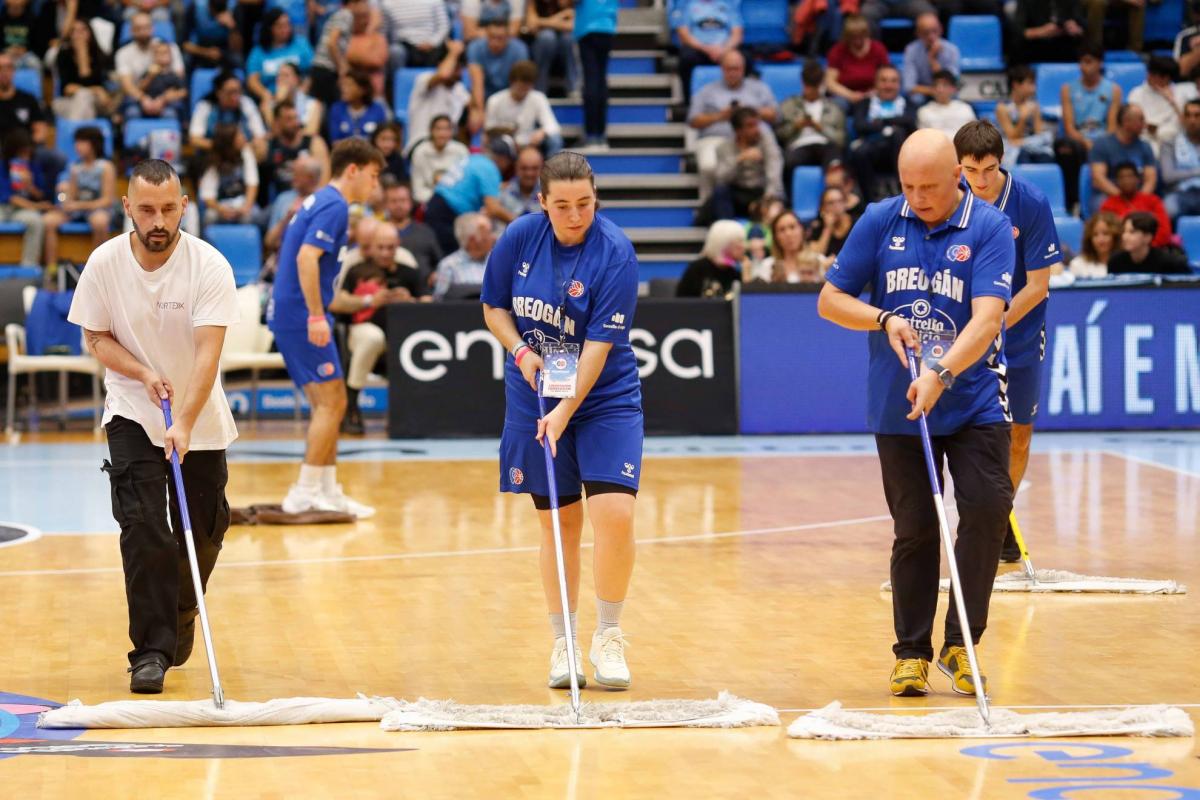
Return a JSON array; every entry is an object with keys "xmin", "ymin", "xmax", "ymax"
[
  {"xmin": 161, "ymin": 399, "xmax": 226, "ymax": 709},
  {"xmin": 1008, "ymin": 511, "xmax": 1038, "ymax": 583},
  {"xmin": 905, "ymin": 349, "xmax": 989, "ymax": 725},
  {"xmin": 537, "ymin": 379, "xmax": 582, "ymax": 721}
]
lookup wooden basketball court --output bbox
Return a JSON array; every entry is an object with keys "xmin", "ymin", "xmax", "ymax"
[{"xmin": 1, "ymin": 428, "xmax": 1198, "ymax": 798}]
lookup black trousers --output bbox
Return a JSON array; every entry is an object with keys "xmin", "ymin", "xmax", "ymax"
[
  {"xmin": 578, "ymin": 33, "xmax": 613, "ymax": 139},
  {"xmin": 103, "ymin": 416, "xmax": 229, "ymax": 667},
  {"xmin": 848, "ymin": 136, "xmax": 903, "ymax": 202},
  {"xmin": 876, "ymin": 423, "xmax": 1012, "ymax": 661},
  {"xmin": 423, "ymin": 193, "xmax": 461, "ymax": 256}
]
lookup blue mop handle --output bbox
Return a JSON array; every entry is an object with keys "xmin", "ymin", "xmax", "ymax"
[
  {"xmin": 161, "ymin": 399, "xmax": 195, "ymax": 535},
  {"xmin": 904, "ymin": 349, "xmax": 942, "ymax": 495}
]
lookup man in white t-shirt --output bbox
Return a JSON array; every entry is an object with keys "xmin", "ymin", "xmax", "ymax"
[
  {"xmin": 68, "ymin": 159, "xmax": 239, "ymax": 696},
  {"xmin": 115, "ymin": 12, "xmax": 185, "ymax": 112},
  {"xmin": 484, "ymin": 59, "xmax": 563, "ymax": 155},
  {"xmin": 917, "ymin": 70, "xmax": 977, "ymax": 140}
]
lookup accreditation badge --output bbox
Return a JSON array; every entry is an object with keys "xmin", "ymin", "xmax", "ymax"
[
  {"xmin": 540, "ymin": 343, "xmax": 580, "ymax": 399},
  {"xmin": 920, "ymin": 330, "xmax": 957, "ymax": 372}
]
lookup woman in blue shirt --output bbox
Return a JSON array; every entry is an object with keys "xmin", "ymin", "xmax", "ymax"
[
  {"xmin": 246, "ymin": 8, "xmax": 314, "ymax": 108},
  {"xmin": 482, "ymin": 152, "xmax": 642, "ymax": 692},
  {"xmin": 327, "ymin": 70, "xmax": 391, "ymax": 143}
]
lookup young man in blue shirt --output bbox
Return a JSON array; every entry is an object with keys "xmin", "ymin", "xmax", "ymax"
[
  {"xmin": 268, "ymin": 137, "xmax": 385, "ymax": 518},
  {"xmin": 819, "ymin": 129, "xmax": 1015, "ymax": 699},
  {"xmin": 955, "ymin": 121, "xmax": 1059, "ymax": 563}
]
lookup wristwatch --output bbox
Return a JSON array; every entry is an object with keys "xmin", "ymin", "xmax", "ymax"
[{"xmin": 933, "ymin": 362, "xmax": 956, "ymax": 390}]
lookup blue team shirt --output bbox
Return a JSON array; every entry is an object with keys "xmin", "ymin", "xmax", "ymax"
[
  {"xmin": 668, "ymin": 0, "xmax": 743, "ymax": 45},
  {"xmin": 986, "ymin": 170, "xmax": 1062, "ymax": 367},
  {"xmin": 435, "ymin": 154, "xmax": 502, "ymax": 215},
  {"xmin": 268, "ymin": 184, "xmax": 348, "ymax": 331},
  {"xmin": 327, "ymin": 101, "xmax": 390, "ymax": 143},
  {"xmin": 574, "ymin": 0, "xmax": 619, "ymax": 38},
  {"xmin": 481, "ymin": 212, "xmax": 642, "ymax": 423},
  {"xmin": 827, "ymin": 191, "xmax": 1015, "ymax": 436}
]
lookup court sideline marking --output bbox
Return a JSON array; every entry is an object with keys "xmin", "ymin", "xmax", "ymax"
[{"xmin": 776, "ymin": 702, "xmax": 1200, "ymax": 713}]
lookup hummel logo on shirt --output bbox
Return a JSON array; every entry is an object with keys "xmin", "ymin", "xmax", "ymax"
[{"xmin": 889, "ymin": 236, "xmax": 906, "ymax": 251}]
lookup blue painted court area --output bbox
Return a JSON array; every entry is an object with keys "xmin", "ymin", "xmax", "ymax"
[{"xmin": 2, "ymin": 432, "xmax": 1198, "ymax": 534}]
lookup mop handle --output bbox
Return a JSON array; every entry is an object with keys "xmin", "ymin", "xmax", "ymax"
[
  {"xmin": 162, "ymin": 399, "xmax": 225, "ymax": 709},
  {"xmin": 1008, "ymin": 511, "xmax": 1038, "ymax": 583},
  {"xmin": 904, "ymin": 349, "xmax": 990, "ymax": 725},
  {"xmin": 537, "ymin": 378, "xmax": 582, "ymax": 718}
]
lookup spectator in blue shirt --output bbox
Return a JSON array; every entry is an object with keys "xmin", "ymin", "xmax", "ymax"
[
  {"xmin": 1054, "ymin": 42, "xmax": 1120, "ymax": 211},
  {"xmin": 247, "ymin": 8, "xmax": 314, "ymax": 108},
  {"xmin": 0, "ymin": 128, "xmax": 47, "ymax": 268},
  {"xmin": 183, "ymin": 0, "xmax": 242, "ymax": 69},
  {"xmin": 467, "ymin": 13, "xmax": 531, "ymax": 124},
  {"xmin": 670, "ymin": 0, "xmax": 744, "ymax": 107},
  {"xmin": 1089, "ymin": 103, "xmax": 1157, "ymax": 215},
  {"xmin": 901, "ymin": 12, "xmax": 960, "ymax": 106},
  {"xmin": 423, "ymin": 132, "xmax": 519, "ymax": 255},
  {"xmin": 433, "ymin": 212, "xmax": 496, "ymax": 299},
  {"xmin": 574, "ymin": 0, "xmax": 619, "ymax": 150},
  {"xmin": 327, "ymin": 69, "xmax": 392, "ymax": 143}
]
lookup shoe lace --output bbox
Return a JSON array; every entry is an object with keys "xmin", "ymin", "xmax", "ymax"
[
  {"xmin": 895, "ymin": 659, "xmax": 924, "ymax": 680},
  {"xmin": 949, "ymin": 647, "xmax": 974, "ymax": 676},
  {"xmin": 600, "ymin": 632, "xmax": 629, "ymax": 663}
]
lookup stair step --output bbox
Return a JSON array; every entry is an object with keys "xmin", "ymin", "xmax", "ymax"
[
  {"xmin": 636, "ymin": 254, "xmax": 690, "ymax": 281},
  {"xmin": 608, "ymin": 73, "xmax": 675, "ymax": 99},
  {"xmin": 562, "ymin": 123, "xmax": 687, "ymax": 148},
  {"xmin": 596, "ymin": 172, "xmax": 700, "ymax": 201},
  {"xmin": 551, "ymin": 99, "xmax": 670, "ymax": 125},
  {"xmin": 616, "ymin": 9, "xmax": 666, "ymax": 49},
  {"xmin": 601, "ymin": 203, "xmax": 698, "ymax": 227},
  {"xmin": 584, "ymin": 148, "xmax": 685, "ymax": 175},
  {"xmin": 626, "ymin": 226, "xmax": 709, "ymax": 254}
]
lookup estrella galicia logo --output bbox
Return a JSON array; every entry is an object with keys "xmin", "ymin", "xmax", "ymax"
[
  {"xmin": 509, "ymin": 467, "xmax": 524, "ymax": 486},
  {"xmin": 567, "ymin": 280, "xmax": 585, "ymax": 298},
  {"xmin": 946, "ymin": 244, "xmax": 972, "ymax": 262},
  {"xmin": 0, "ymin": 691, "xmax": 408, "ymax": 760}
]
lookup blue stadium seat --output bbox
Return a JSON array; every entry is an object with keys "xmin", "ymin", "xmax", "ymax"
[
  {"xmin": 0, "ymin": 222, "xmax": 28, "ymax": 235},
  {"xmin": 54, "ymin": 119, "xmax": 114, "ymax": 165},
  {"xmin": 117, "ymin": 18, "xmax": 176, "ymax": 46},
  {"xmin": 791, "ymin": 166, "xmax": 824, "ymax": 222},
  {"xmin": 58, "ymin": 221, "xmax": 92, "ymax": 235},
  {"xmin": 393, "ymin": 68, "xmax": 434, "ymax": 127},
  {"xmin": 1054, "ymin": 216, "xmax": 1083, "ymax": 256},
  {"xmin": 206, "ymin": 225, "xmax": 262, "ymax": 287},
  {"xmin": 13, "ymin": 68, "xmax": 41, "ymax": 101},
  {"xmin": 742, "ymin": 0, "xmax": 789, "ymax": 46},
  {"xmin": 1012, "ymin": 164, "xmax": 1067, "ymax": 216},
  {"xmin": 1107, "ymin": 62, "xmax": 1147, "ymax": 100},
  {"xmin": 1079, "ymin": 166, "xmax": 1092, "ymax": 217},
  {"xmin": 757, "ymin": 64, "xmax": 802, "ymax": 103},
  {"xmin": 124, "ymin": 118, "xmax": 182, "ymax": 150},
  {"xmin": 1035, "ymin": 63, "xmax": 1077, "ymax": 119},
  {"xmin": 689, "ymin": 65, "xmax": 721, "ymax": 104},
  {"xmin": 1105, "ymin": 50, "xmax": 1142, "ymax": 62},
  {"xmin": 888, "ymin": 51, "xmax": 904, "ymax": 70},
  {"xmin": 949, "ymin": 16, "xmax": 1004, "ymax": 72},
  {"xmin": 880, "ymin": 18, "xmax": 913, "ymax": 31},
  {"xmin": 266, "ymin": 0, "xmax": 309, "ymax": 29},
  {"xmin": 1177, "ymin": 216, "xmax": 1200, "ymax": 269}
]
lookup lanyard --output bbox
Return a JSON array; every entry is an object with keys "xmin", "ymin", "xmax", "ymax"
[{"xmin": 549, "ymin": 224, "xmax": 588, "ymax": 339}]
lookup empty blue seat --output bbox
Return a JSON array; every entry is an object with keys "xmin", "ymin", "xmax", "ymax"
[
  {"xmin": 689, "ymin": 65, "xmax": 721, "ymax": 104},
  {"xmin": 742, "ymin": 0, "xmax": 789, "ymax": 45},
  {"xmin": 58, "ymin": 221, "xmax": 92, "ymax": 235},
  {"xmin": 880, "ymin": 17, "xmax": 913, "ymax": 30},
  {"xmin": 393, "ymin": 68, "xmax": 434, "ymax": 128},
  {"xmin": 1079, "ymin": 166, "xmax": 1092, "ymax": 217},
  {"xmin": 1054, "ymin": 216, "xmax": 1083, "ymax": 256},
  {"xmin": 791, "ymin": 166, "xmax": 824, "ymax": 222},
  {"xmin": 118, "ymin": 18, "xmax": 176, "ymax": 46},
  {"xmin": 55, "ymin": 119, "xmax": 114, "ymax": 165},
  {"xmin": 1035, "ymin": 63, "xmax": 1077, "ymax": 119},
  {"xmin": 949, "ymin": 16, "xmax": 1004, "ymax": 72},
  {"xmin": 758, "ymin": 64, "xmax": 803, "ymax": 103},
  {"xmin": 206, "ymin": 225, "xmax": 262, "ymax": 287},
  {"xmin": 1107, "ymin": 62, "xmax": 1147, "ymax": 100},
  {"xmin": 0, "ymin": 222, "xmax": 27, "ymax": 235},
  {"xmin": 1012, "ymin": 164, "xmax": 1067, "ymax": 216},
  {"xmin": 13, "ymin": 68, "xmax": 41, "ymax": 100},
  {"xmin": 124, "ymin": 117, "xmax": 182, "ymax": 150},
  {"xmin": 1177, "ymin": 216, "xmax": 1200, "ymax": 269}
]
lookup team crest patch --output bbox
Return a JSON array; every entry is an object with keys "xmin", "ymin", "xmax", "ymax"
[
  {"xmin": 567, "ymin": 280, "xmax": 585, "ymax": 298},
  {"xmin": 946, "ymin": 244, "xmax": 972, "ymax": 262},
  {"xmin": 509, "ymin": 467, "xmax": 524, "ymax": 486},
  {"xmin": 318, "ymin": 362, "xmax": 336, "ymax": 377}
]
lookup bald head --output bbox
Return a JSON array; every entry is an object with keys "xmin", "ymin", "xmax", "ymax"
[
  {"xmin": 721, "ymin": 49, "xmax": 746, "ymax": 88},
  {"xmin": 898, "ymin": 130, "xmax": 963, "ymax": 227},
  {"xmin": 354, "ymin": 216, "xmax": 381, "ymax": 248}
]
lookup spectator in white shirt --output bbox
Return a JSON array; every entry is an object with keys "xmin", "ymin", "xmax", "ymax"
[
  {"xmin": 198, "ymin": 123, "xmax": 260, "ymax": 228},
  {"xmin": 409, "ymin": 114, "xmax": 471, "ymax": 204},
  {"xmin": 917, "ymin": 70, "xmax": 976, "ymax": 140},
  {"xmin": 115, "ymin": 12, "xmax": 184, "ymax": 118},
  {"xmin": 484, "ymin": 60, "xmax": 563, "ymax": 155},
  {"xmin": 189, "ymin": 71, "xmax": 269, "ymax": 161},
  {"xmin": 1128, "ymin": 57, "xmax": 1183, "ymax": 154},
  {"xmin": 406, "ymin": 39, "xmax": 472, "ymax": 154}
]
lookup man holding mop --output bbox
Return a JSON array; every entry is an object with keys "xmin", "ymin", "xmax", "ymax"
[
  {"xmin": 818, "ymin": 129, "xmax": 1015, "ymax": 698},
  {"xmin": 68, "ymin": 159, "xmax": 239, "ymax": 695}
]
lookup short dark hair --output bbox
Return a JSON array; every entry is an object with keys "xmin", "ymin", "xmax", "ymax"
[
  {"xmin": 932, "ymin": 69, "xmax": 957, "ymax": 85},
  {"xmin": 371, "ymin": 120, "xmax": 403, "ymax": 145},
  {"xmin": 430, "ymin": 114, "xmax": 452, "ymax": 133},
  {"xmin": 1078, "ymin": 42, "xmax": 1105, "ymax": 62},
  {"xmin": 539, "ymin": 150, "xmax": 595, "ymax": 198},
  {"xmin": 1007, "ymin": 64, "xmax": 1034, "ymax": 88},
  {"xmin": 330, "ymin": 137, "xmax": 385, "ymax": 177},
  {"xmin": 1116, "ymin": 103, "xmax": 1140, "ymax": 125},
  {"xmin": 509, "ymin": 59, "xmax": 538, "ymax": 85},
  {"xmin": 341, "ymin": 69, "xmax": 373, "ymax": 102},
  {"xmin": 210, "ymin": 70, "xmax": 241, "ymax": 101},
  {"xmin": 731, "ymin": 105, "xmax": 759, "ymax": 129},
  {"xmin": 1148, "ymin": 56, "xmax": 1177, "ymax": 79},
  {"xmin": 801, "ymin": 59, "xmax": 824, "ymax": 88},
  {"xmin": 1186, "ymin": 99, "xmax": 1200, "ymax": 114},
  {"xmin": 273, "ymin": 99, "xmax": 297, "ymax": 118},
  {"xmin": 259, "ymin": 7, "xmax": 288, "ymax": 50},
  {"xmin": 876, "ymin": 63, "xmax": 900, "ymax": 79},
  {"xmin": 379, "ymin": 173, "xmax": 400, "ymax": 191},
  {"xmin": 954, "ymin": 120, "xmax": 1004, "ymax": 163},
  {"xmin": 130, "ymin": 158, "xmax": 179, "ymax": 188},
  {"xmin": 1113, "ymin": 160, "xmax": 1141, "ymax": 179},
  {"xmin": 1126, "ymin": 210, "xmax": 1158, "ymax": 237},
  {"xmin": 74, "ymin": 125, "xmax": 106, "ymax": 158}
]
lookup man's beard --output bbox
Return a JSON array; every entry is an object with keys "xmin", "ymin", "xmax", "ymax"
[{"xmin": 132, "ymin": 218, "xmax": 179, "ymax": 252}]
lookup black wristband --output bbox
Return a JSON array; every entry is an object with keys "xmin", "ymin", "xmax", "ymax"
[{"xmin": 877, "ymin": 311, "xmax": 895, "ymax": 331}]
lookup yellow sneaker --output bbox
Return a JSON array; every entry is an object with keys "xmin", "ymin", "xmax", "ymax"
[
  {"xmin": 890, "ymin": 658, "xmax": 930, "ymax": 696},
  {"xmin": 938, "ymin": 645, "xmax": 988, "ymax": 696}
]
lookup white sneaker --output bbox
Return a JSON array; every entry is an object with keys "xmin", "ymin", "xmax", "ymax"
[
  {"xmin": 548, "ymin": 637, "xmax": 586, "ymax": 689},
  {"xmin": 320, "ymin": 484, "xmax": 376, "ymax": 520},
  {"xmin": 589, "ymin": 627, "xmax": 631, "ymax": 689},
  {"xmin": 281, "ymin": 483, "xmax": 340, "ymax": 514}
]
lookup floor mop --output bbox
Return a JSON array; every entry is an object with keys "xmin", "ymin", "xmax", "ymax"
[
  {"xmin": 375, "ymin": 379, "xmax": 778, "ymax": 731},
  {"xmin": 788, "ymin": 350, "xmax": 1193, "ymax": 741}
]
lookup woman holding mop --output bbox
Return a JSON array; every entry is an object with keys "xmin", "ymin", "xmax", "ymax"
[{"xmin": 482, "ymin": 150, "xmax": 643, "ymax": 691}]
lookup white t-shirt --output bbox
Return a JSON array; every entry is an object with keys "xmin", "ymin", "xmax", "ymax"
[
  {"xmin": 114, "ymin": 40, "xmax": 185, "ymax": 80},
  {"xmin": 406, "ymin": 70, "xmax": 471, "ymax": 153},
  {"xmin": 67, "ymin": 232, "xmax": 240, "ymax": 450},
  {"xmin": 484, "ymin": 88, "xmax": 561, "ymax": 145},
  {"xmin": 917, "ymin": 99, "xmax": 977, "ymax": 140}
]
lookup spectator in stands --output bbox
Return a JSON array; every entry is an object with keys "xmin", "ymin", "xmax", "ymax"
[
  {"xmin": 128, "ymin": 40, "xmax": 188, "ymax": 121},
  {"xmin": 1108, "ymin": 211, "xmax": 1189, "ymax": 274},
  {"xmin": 1090, "ymin": 104, "xmax": 1157, "ymax": 214},
  {"xmin": 687, "ymin": 49, "xmax": 778, "ymax": 206},
  {"xmin": 264, "ymin": 100, "xmax": 331, "ymax": 199},
  {"xmin": 42, "ymin": 126, "xmax": 116, "ymax": 270},
  {"xmin": 825, "ymin": 14, "xmax": 890, "ymax": 111},
  {"xmin": 859, "ymin": 0, "xmax": 936, "ymax": 40},
  {"xmin": 371, "ymin": 122, "xmax": 409, "ymax": 183},
  {"xmin": 53, "ymin": 19, "xmax": 118, "ymax": 121},
  {"xmin": 500, "ymin": 145, "xmax": 544, "ymax": 218},
  {"xmin": 1, "ymin": 0, "xmax": 39, "ymax": 70},
  {"xmin": 776, "ymin": 60, "xmax": 847, "ymax": 194},
  {"xmin": 1100, "ymin": 162, "xmax": 1172, "ymax": 247},
  {"xmin": 671, "ymin": 0, "xmax": 745, "ymax": 108},
  {"xmin": 120, "ymin": 0, "xmax": 171, "ymax": 22},
  {"xmin": 199, "ymin": 123, "xmax": 260, "ymax": 228},
  {"xmin": 676, "ymin": 219, "xmax": 746, "ymax": 298},
  {"xmin": 1175, "ymin": 24, "xmax": 1200, "ymax": 85},
  {"xmin": 310, "ymin": 0, "xmax": 373, "ymax": 107},
  {"xmin": 384, "ymin": 180, "xmax": 443, "ymax": 281},
  {"xmin": 190, "ymin": 70, "xmax": 269, "ymax": 160},
  {"xmin": 849, "ymin": 63, "xmax": 917, "ymax": 202},
  {"xmin": 468, "ymin": 12, "xmax": 531, "ymax": 117},
  {"xmin": 32, "ymin": 0, "xmax": 105, "ymax": 70},
  {"xmin": 433, "ymin": 212, "xmax": 495, "ymax": 299},
  {"xmin": 1009, "ymin": 0, "xmax": 1085, "ymax": 65},
  {"xmin": 1068, "ymin": 210, "xmax": 1121, "ymax": 277},
  {"xmin": 901, "ymin": 12, "xmax": 959, "ymax": 106},
  {"xmin": 0, "ymin": 129, "xmax": 47, "ymax": 269},
  {"xmin": 383, "ymin": 0, "xmax": 451, "ymax": 70},
  {"xmin": 265, "ymin": 154, "xmax": 323, "ymax": 251},
  {"xmin": 1128, "ymin": 57, "xmax": 1183, "ymax": 154},
  {"xmin": 246, "ymin": 8, "xmax": 314, "ymax": 109},
  {"xmin": 410, "ymin": 114, "xmax": 471, "ymax": 204},
  {"xmin": 995, "ymin": 65, "xmax": 1055, "ymax": 166},
  {"xmin": 424, "ymin": 132, "xmax": 518, "ymax": 255},
  {"xmin": 526, "ymin": 0, "xmax": 576, "ymax": 95},
  {"xmin": 761, "ymin": 210, "xmax": 824, "ymax": 284},
  {"xmin": 184, "ymin": 0, "xmax": 242, "ymax": 70},
  {"xmin": 462, "ymin": 0, "xmax": 525, "ymax": 40},
  {"xmin": 1082, "ymin": 0, "xmax": 1143, "ymax": 54},
  {"xmin": 116, "ymin": 12, "xmax": 185, "ymax": 117},
  {"xmin": 264, "ymin": 62, "xmax": 324, "ymax": 134},
  {"xmin": 406, "ymin": 40, "xmax": 472, "ymax": 152},
  {"xmin": 1162, "ymin": 100, "xmax": 1200, "ymax": 221},
  {"xmin": 574, "ymin": 0, "xmax": 618, "ymax": 150},
  {"xmin": 328, "ymin": 69, "xmax": 392, "ymax": 143},
  {"xmin": 0, "ymin": 53, "xmax": 63, "ymax": 201},
  {"xmin": 807, "ymin": 186, "xmax": 854, "ymax": 266},
  {"xmin": 744, "ymin": 194, "xmax": 784, "ymax": 252},
  {"xmin": 702, "ymin": 106, "xmax": 784, "ymax": 224},
  {"xmin": 486, "ymin": 60, "xmax": 564, "ymax": 156},
  {"xmin": 824, "ymin": 158, "xmax": 864, "ymax": 218},
  {"xmin": 917, "ymin": 70, "xmax": 976, "ymax": 139},
  {"xmin": 1175, "ymin": 65, "xmax": 1200, "ymax": 106},
  {"xmin": 1056, "ymin": 43, "xmax": 1120, "ymax": 212}
]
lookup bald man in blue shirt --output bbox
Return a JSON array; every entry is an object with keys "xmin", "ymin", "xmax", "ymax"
[{"xmin": 819, "ymin": 129, "xmax": 1015, "ymax": 700}]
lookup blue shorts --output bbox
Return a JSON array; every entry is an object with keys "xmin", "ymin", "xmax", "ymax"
[
  {"xmin": 499, "ymin": 405, "xmax": 644, "ymax": 496},
  {"xmin": 1007, "ymin": 362, "xmax": 1042, "ymax": 425},
  {"xmin": 274, "ymin": 329, "xmax": 343, "ymax": 388}
]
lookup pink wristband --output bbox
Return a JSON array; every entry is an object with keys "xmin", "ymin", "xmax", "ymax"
[
  {"xmin": 514, "ymin": 345, "xmax": 531, "ymax": 366},
  {"xmin": 307, "ymin": 314, "xmax": 326, "ymax": 324}
]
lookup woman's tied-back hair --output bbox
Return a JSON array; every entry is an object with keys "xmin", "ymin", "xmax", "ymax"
[{"xmin": 539, "ymin": 151, "xmax": 596, "ymax": 200}]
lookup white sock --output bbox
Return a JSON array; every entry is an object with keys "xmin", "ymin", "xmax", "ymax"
[
  {"xmin": 596, "ymin": 598, "xmax": 624, "ymax": 633},
  {"xmin": 298, "ymin": 463, "xmax": 322, "ymax": 489},
  {"xmin": 320, "ymin": 466, "xmax": 338, "ymax": 494},
  {"xmin": 549, "ymin": 611, "xmax": 578, "ymax": 639}
]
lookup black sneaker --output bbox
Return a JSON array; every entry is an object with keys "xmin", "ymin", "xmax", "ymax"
[
  {"xmin": 129, "ymin": 656, "xmax": 168, "ymax": 694},
  {"xmin": 175, "ymin": 608, "xmax": 197, "ymax": 667},
  {"xmin": 1000, "ymin": 530, "xmax": 1021, "ymax": 563}
]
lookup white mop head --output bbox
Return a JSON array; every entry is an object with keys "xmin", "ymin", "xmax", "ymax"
[
  {"xmin": 38, "ymin": 696, "xmax": 387, "ymax": 729},
  {"xmin": 378, "ymin": 692, "xmax": 780, "ymax": 731},
  {"xmin": 881, "ymin": 570, "xmax": 1186, "ymax": 594},
  {"xmin": 788, "ymin": 701, "xmax": 1195, "ymax": 740}
]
